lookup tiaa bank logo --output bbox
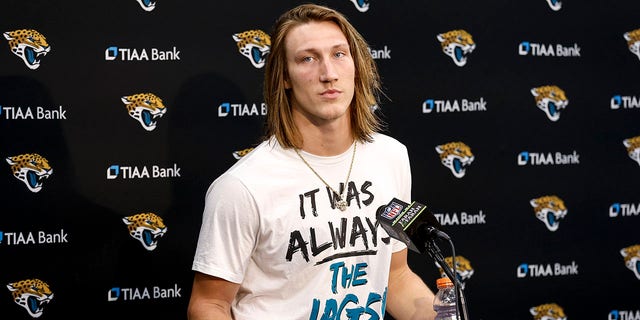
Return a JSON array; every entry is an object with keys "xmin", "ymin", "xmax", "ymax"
[
  {"xmin": 3, "ymin": 29, "xmax": 51, "ymax": 70},
  {"xmin": 607, "ymin": 310, "xmax": 640, "ymax": 320},
  {"xmin": 435, "ymin": 256, "xmax": 474, "ymax": 289},
  {"xmin": 531, "ymin": 85, "xmax": 569, "ymax": 122},
  {"xmin": 530, "ymin": 195, "xmax": 567, "ymax": 232},
  {"xmin": 435, "ymin": 141, "xmax": 474, "ymax": 178},
  {"xmin": 518, "ymin": 41, "xmax": 580, "ymax": 57},
  {"xmin": 122, "ymin": 213, "xmax": 167, "ymax": 251},
  {"xmin": 1, "ymin": 105, "xmax": 68, "ymax": 120},
  {"xmin": 218, "ymin": 102, "xmax": 267, "ymax": 117},
  {"xmin": 434, "ymin": 210, "xmax": 486, "ymax": 226},
  {"xmin": 517, "ymin": 150, "xmax": 580, "ymax": 166},
  {"xmin": 609, "ymin": 202, "xmax": 640, "ymax": 218},
  {"xmin": 107, "ymin": 284, "xmax": 182, "ymax": 302},
  {"xmin": 368, "ymin": 45, "xmax": 391, "ymax": 60},
  {"xmin": 105, "ymin": 46, "xmax": 180, "ymax": 61},
  {"xmin": 232, "ymin": 29, "xmax": 271, "ymax": 68},
  {"xmin": 545, "ymin": 0, "xmax": 562, "ymax": 11},
  {"xmin": 623, "ymin": 136, "xmax": 640, "ymax": 166},
  {"xmin": 620, "ymin": 244, "xmax": 640, "ymax": 280},
  {"xmin": 0, "ymin": 229, "xmax": 68, "ymax": 246},
  {"xmin": 436, "ymin": 29, "xmax": 476, "ymax": 67},
  {"xmin": 623, "ymin": 28, "xmax": 640, "ymax": 61},
  {"xmin": 517, "ymin": 262, "xmax": 578, "ymax": 278},
  {"xmin": 121, "ymin": 93, "xmax": 167, "ymax": 131},
  {"xmin": 530, "ymin": 303, "xmax": 567, "ymax": 320},
  {"xmin": 7, "ymin": 278, "xmax": 54, "ymax": 318},
  {"xmin": 610, "ymin": 95, "xmax": 640, "ymax": 109},
  {"xmin": 106, "ymin": 163, "xmax": 181, "ymax": 179},
  {"xmin": 422, "ymin": 97, "xmax": 487, "ymax": 113},
  {"xmin": 136, "ymin": 0, "xmax": 156, "ymax": 11},
  {"xmin": 610, "ymin": 310, "xmax": 640, "ymax": 320},
  {"xmin": 6, "ymin": 153, "xmax": 53, "ymax": 193}
]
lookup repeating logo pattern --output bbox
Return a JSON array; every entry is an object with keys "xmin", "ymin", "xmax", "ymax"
[
  {"xmin": 435, "ymin": 255, "xmax": 474, "ymax": 289},
  {"xmin": 4, "ymin": 29, "xmax": 51, "ymax": 70},
  {"xmin": 530, "ymin": 195, "xmax": 568, "ymax": 232},
  {"xmin": 437, "ymin": 29, "xmax": 476, "ymax": 67},
  {"xmin": 623, "ymin": 28, "xmax": 640, "ymax": 60},
  {"xmin": 136, "ymin": 0, "xmax": 156, "ymax": 11},
  {"xmin": 620, "ymin": 244, "xmax": 640, "ymax": 280},
  {"xmin": 2, "ymin": 1, "xmax": 639, "ymax": 318},
  {"xmin": 7, "ymin": 278, "xmax": 54, "ymax": 318},
  {"xmin": 122, "ymin": 213, "xmax": 167, "ymax": 251},
  {"xmin": 233, "ymin": 147, "xmax": 255, "ymax": 160},
  {"xmin": 531, "ymin": 85, "xmax": 569, "ymax": 121},
  {"xmin": 6, "ymin": 153, "xmax": 53, "ymax": 193},
  {"xmin": 530, "ymin": 303, "xmax": 567, "ymax": 320},
  {"xmin": 349, "ymin": 0, "xmax": 370, "ymax": 12},
  {"xmin": 121, "ymin": 93, "xmax": 167, "ymax": 131},
  {"xmin": 623, "ymin": 136, "xmax": 640, "ymax": 166},
  {"xmin": 436, "ymin": 142, "xmax": 475, "ymax": 178},
  {"xmin": 232, "ymin": 29, "xmax": 271, "ymax": 68},
  {"xmin": 546, "ymin": 0, "xmax": 563, "ymax": 11}
]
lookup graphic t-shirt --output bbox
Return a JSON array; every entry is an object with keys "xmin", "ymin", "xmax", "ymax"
[{"xmin": 192, "ymin": 133, "xmax": 411, "ymax": 320}]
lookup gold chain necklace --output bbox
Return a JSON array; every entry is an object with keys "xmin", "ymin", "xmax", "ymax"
[{"xmin": 294, "ymin": 142, "xmax": 356, "ymax": 211}]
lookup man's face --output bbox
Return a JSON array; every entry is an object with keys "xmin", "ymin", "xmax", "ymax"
[{"xmin": 284, "ymin": 20, "xmax": 356, "ymax": 126}]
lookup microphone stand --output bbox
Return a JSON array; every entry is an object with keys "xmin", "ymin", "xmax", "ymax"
[{"xmin": 424, "ymin": 238, "xmax": 470, "ymax": 320}]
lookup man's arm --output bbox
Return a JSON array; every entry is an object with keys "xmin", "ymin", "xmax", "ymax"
[
  {"xmin": 385, "ymin": 248, "xmax": 437, "ymax": 320},
  {"xmin": 187, "ymin": 272, "xmax": 240, "ymax": 320}
]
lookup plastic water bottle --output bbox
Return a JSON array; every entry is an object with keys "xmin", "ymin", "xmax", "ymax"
[{"xmin": 433, "ymin": 277, "xmax": 458, "ymax": 320}]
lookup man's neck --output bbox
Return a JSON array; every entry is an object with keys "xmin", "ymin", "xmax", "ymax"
[{"xmin": 297, "ymin": 120, "xmax": 353, "ymax": 156}]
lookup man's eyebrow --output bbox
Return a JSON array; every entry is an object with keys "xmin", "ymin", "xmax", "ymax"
[{"xmin": 295, "ymin": 43, "xmax": 350, "ymax": 54}]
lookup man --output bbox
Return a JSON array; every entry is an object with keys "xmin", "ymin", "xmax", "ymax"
[{"xmin": 188, "ymin": 4, "xmax": 436, "ymax": 320}]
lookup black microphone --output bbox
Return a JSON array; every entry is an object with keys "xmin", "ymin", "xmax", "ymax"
[{"xmin": 377, "ymin": 197, "xmax": 449, "ymax": 254}]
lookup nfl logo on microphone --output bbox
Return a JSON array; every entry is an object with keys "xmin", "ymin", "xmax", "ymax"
[{"xmin": 382, "ymin": 201, "xmax": 405, "ymax": 220}]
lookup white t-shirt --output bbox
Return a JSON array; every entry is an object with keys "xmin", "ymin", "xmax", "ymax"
[{"xmin": 192, "ymin": 133, "xmax": 411, "ymax": 320}]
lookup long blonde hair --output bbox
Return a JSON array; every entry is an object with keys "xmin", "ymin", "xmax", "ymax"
[{"xmin": 263, "ymin": 3, "xmax": 383, "ymax": 148}]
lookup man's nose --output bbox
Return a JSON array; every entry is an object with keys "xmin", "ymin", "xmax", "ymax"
[{"xmin": 319, "ymin": 59, "xmax": 338, "ymax": 82}]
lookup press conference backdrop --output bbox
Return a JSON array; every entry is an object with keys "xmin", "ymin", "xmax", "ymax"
[{"xmin": 1, "ymin": 0, "xmax": 638, "ymax": 319}]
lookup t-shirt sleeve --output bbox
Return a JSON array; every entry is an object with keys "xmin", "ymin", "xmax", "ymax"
[
  {"xmin": 392, "ymin": 142, "xmax": 413, "ymax": 253},
  {"xmin": 191, "ymin": 173, "xmax": 259, "ymax": 284}
]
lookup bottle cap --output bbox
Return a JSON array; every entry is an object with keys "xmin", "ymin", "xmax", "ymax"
[{"xmin": 436, "ymin": 277, "xmax": 454, "ymax": 288}]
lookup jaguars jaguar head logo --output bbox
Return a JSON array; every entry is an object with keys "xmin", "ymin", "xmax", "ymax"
[
  {"xmin": 620, "ymin": 244, "xmax": 640, "ymax": 280},
  {"xmin": 136, "ymin": 0, "xmax": 156, "ymax": 11},
  {"xmin": 350, "ymin": 0, "xmax": 370, "ymax": 12},
  {"xmin": 437, "ymin": 29, "xmax": 476, "ymax": 67},
  {"xmin": 623, "ymin": 29, "xmax": 640, "ymax": 61},
  {"xmin": 546, "ymin": 0, "xmax": 562, "ymax": 11},
  {"xmin": 4, "ymin": 29, "xmax": 51, "ymax": 70},
  {"xmin": 531, "ymin": 85, "xmax": 569, "ymax": 122},
  {"xmin": 530, "ymin": 303, "xmax": 567, "ymax": 320},
  {"xmin": 435, "ymin": 255, "xmax": 474, "ymax": 289},
  {"xmin": 6, "ymin": 153, "xmax": 53, "ymax": 193},
  {"xmin": 436, "ymin": 142, "xmax": 475, "ymax": 178},
  {"xmin": 623, "ymin": 136, "xmax": 640, "ymax": 166},
  {"xmin": 233, "ymin": 147, "xmax": 255, "ymax": 160},
  {"xmin": 123, "ymin": 212, "xmax": 167, "ymax": 251},
  {"xmin": 232, "ymin": 29, "xmax": 271, "ymax": 68},
  {"xmin": 7, "ymin": 278, "xmax": 54, "ymax": 318},
  {"xmin": 121, "ymin": 93, "xmax": 167, "ymax": 131},
  {"xmin": 530, "ymin": 195, "xmax": 567, "ymax": 232}
]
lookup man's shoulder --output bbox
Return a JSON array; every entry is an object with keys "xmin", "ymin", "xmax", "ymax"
[
  {"xmin": 370, "ymin": 132, "xmax": 408, "ymax": 150},
  {"xmin": 221, "ymin": 139, "xmax": 287, "ymax": 177}
]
